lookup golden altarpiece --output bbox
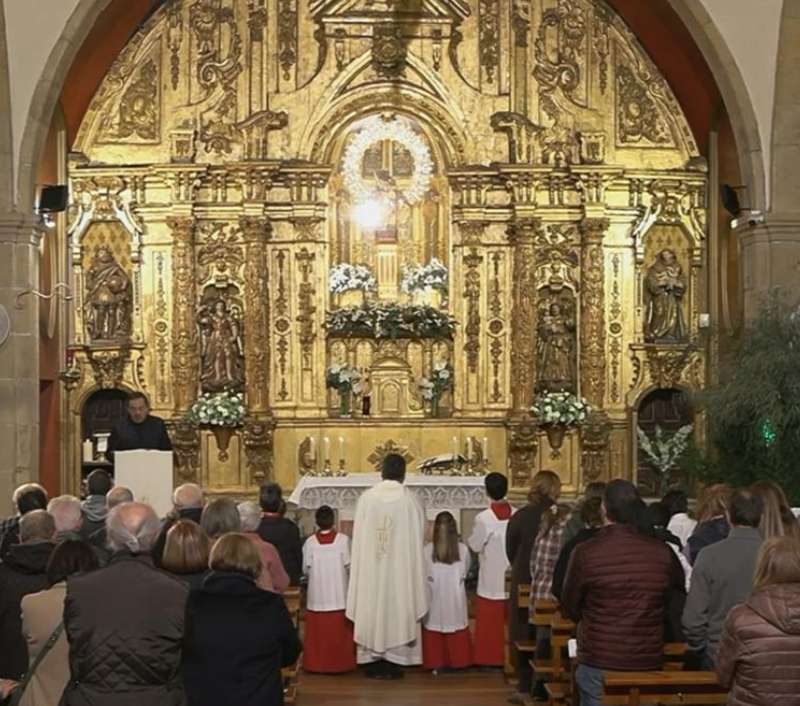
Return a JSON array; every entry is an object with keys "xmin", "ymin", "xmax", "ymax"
[{"xmin": 61, "ymin": 0, "xmax": 710, "ymax": 497}]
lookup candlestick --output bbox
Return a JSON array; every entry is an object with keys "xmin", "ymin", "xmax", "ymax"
[
  {"xmin": 452, "ymin": 436, "xmax": 458, "ymax": 466},
  {"xmin": 339, "ymin": 436, "xmax": 345, "ymax": 465},
  {"xmin": 483, "ymin": 436, "xmax": 489, "ymax": 465}
]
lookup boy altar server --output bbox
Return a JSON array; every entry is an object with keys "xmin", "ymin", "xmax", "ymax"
[
  {"xmin": 468, "ymin": 472, "xmax": 515, "ymax": 667},
  {"xmin": 303, "ymin": 505, "xmax": 357, "ymax": 673}
]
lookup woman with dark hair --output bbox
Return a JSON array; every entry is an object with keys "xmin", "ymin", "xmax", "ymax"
[
  {"xmin": 162, "ymin": 520, "xmax": 211, "ymax": 590},
  {"xmin": 19, "ymin": 540, "xmax": 99, "ymax": 706},
  {"xmin": 183, "ymin": 533, "xmax": 302, "ymax": 706},
  {"xmin": 256, "ymin": 483, "xmax": 303, "ymax": 586},
  {"xmin": 200, "ymin": 497, "xmax": 240, "ymax": 540},
  {"xmin": 716, "ymin": 536, "xmax": 800, "ymax": 705}
]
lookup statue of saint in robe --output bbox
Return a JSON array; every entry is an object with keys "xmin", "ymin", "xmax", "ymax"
[
  {"xmin": 537, "ymin": 301, "xmax": 576, "ymax": 391},
  {"xmin": 85, "ymin": 246, "xmax": 132, "ymax": 342},
  {"xmin": 644, "ymin": 249, "xmax": 687, "ymax": 343},
  {"xmin": 197, "ymin": 297, "xmax": 245, "ymax": 392}
]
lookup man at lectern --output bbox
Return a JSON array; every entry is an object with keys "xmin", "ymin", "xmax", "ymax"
[{"xmin": 108, "ymin": 392, "xmax": 173, "ymax": 456}]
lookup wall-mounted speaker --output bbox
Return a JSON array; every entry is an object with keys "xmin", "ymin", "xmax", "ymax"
[{"xmin": 38, "ymin": 185, "xmax": 69, "ymax": 213}]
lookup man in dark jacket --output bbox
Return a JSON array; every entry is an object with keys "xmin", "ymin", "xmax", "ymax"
[
  {"xmin": 63, "ymin": 502, "xmax": 189, "ymax": 706},
  {"xmin": 0, "ymin": 510, "xmax": 56, "ymax": 679},
  {"xmin": 256, "ymin": 482, "xmax": 303, "ymax": 585},
  {"xmin": 0, "ymin": 483, "xmax": 48, "ymax": 559},
  {"xmin": 562, "ymin": 480, "xmax": 684, "ymax": 706},
  {"xmin": 152, "ymin": 483, "xmax": 205, "ymax": 567},
  {"xmin": 683, "ymin": 490, "xmax": 764, "ymax": 669},
  {"xmin": 108, "ymin": 391, "xmax": 173, "ymax": 456}
]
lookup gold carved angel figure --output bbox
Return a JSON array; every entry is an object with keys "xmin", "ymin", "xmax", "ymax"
[
  {"xmin": 197, "ymin": 297, "xmax": 245, "ymax": 393},
  {"xmin": 537, "ymin": 301, "xmax": 576, "ymax": 392},
  {"xmin": 85, "ymin": 245, "xmax": 132, "ymax": 342},
  {"xmin": 644, "ymin": 248, "xmax": 687, "ymax": 343}
]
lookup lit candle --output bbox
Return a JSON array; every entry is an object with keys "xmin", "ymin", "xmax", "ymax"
[
  {"xmin": 324, "ymin": 437, "xmax": 330, "ymax": 461},
  {"xmin": 483, "ymin": 436, "xmax": 489, "ymax": 464},
  {"xmin": 339, "ymin": 436, "xmax": 345, "ymax": 464},
  {"xmin": 453, "ymin": 436, "xmax": 458, "ymax": 461},
  {"xmin": 467, "ymin": 436, "xmax": 473, "ymax": 461}
]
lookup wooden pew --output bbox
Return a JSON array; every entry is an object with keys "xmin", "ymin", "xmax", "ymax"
[
  {"xmin": 602, "ymin": 671, "xmax": 727, "ymax": 706},
  {"xmin": 514, "ymin": 584, "xmax": 536, "ymax": 655},
  {"xmin": 282, "ymin": 588, "xmax": 303, "ymax": 705}
]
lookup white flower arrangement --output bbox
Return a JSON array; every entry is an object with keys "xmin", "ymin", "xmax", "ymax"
[
  {"xmin": 531, "ymin": 391, "xmax": 592, "ymax": 427},
  {"xmin": 637, "ymin": 424, "xmax": 694, "ymax": 492},
  {"xmin": 418, "ymin": 361, "xmax": 454, "ymax": 401},
  {"xmin": 326, "ymin": 363, "xmax": 363, "ymax": 396},
  {"xmin": 401, "ymin": 258, "xmax": 449, "ymax": 294},
  {"xmin": 328, "ymin": 263, "xmax": 376, "ymax": 294},
  {"xmin": 186, "ymin": 390, "xmax": 245, "ymax": 427}
]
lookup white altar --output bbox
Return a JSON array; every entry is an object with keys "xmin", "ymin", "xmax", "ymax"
[{"xmin": 288, "ymin": 473, "xmax": 489, "ymax": 522}]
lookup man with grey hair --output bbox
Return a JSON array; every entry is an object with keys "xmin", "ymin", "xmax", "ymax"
[
  {"xmin": 107, "ymin": 486, "xmax": 134, "ymax": 509},
  {"xmin": 238, "ymin": 501, "xmax": 290, "ymax": 594},
  {"xmin": 0, "ymin": 510, "xmax": 56, "ymax": 679},
  {"xmin": 64, "ymin": 502, "xmax": 189, "ymax": 706},
  {"xmin": 153, "ymin": 483, "xmax": 204, "ymax": 567},
  {"xmin": 0, "ymin": 483, "xmax": 48, "ymax": 559},
  {"xmin": 48, "ymin": 495, "xmax": 83, "ymax": 541}
]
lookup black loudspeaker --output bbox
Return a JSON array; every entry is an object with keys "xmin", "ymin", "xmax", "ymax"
[
  {"xmin": 39, "ymin": 185, "xmax": 68, "ymax": 213},
  {"xmin": 721, "ymin": 184, "xmax": 741, "ymax": 218}
]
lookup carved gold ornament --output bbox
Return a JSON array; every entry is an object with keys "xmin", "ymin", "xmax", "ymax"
[{"xmin": 342, "ymin": 117, "xmax": 433, "ymax": 205}]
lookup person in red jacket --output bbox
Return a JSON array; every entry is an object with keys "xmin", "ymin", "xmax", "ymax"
[{"xmin": 561, "ymin": 480, "xmax": 685, "ymax": 706}]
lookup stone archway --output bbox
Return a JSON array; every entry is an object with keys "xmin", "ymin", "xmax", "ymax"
[{"xmin": 0, "ymin": 2, "xmax": 13, "ymax": 211}]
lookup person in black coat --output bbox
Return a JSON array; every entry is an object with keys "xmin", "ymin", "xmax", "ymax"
[
  {"xmin": 0, "ymin": 483, "xmax": 48, "ymax": 559},
  {"xmin": 183, "ymin": 533, "xmax": 302, "ymax": 706},
  {"xmin": 551, "ymin": 496, "xmax": 604, "ymax": 602},
  {"xmin": 255, "ymin": 483, "xmax": 303, "ymax": 586},
  {"xmin": 108, "ymin": 392, "xmax": 172, "ymax": 456}
]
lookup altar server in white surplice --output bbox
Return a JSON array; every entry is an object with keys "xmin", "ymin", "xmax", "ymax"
[
  {"xmin": 346, "ymin": 453, "xmax": 427, "ymax": 679},
  {"xmin": 422, "ymin": 511, "xmax": 473, "ymax": 672},
  {"xmin": 303, "ymin": 505, "xmax": 357, "ymax": 674}
]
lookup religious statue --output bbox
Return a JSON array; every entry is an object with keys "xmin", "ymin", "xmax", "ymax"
[
  {"xmin": 537, "ymin": 301, "xmax": 576, "ymax": 391},
  {"xmin": 644, "ymin": 249, "xmax": 687, "ymax": 343},
  {"xmin": 197, "ymin": 296, "xmax": 245, "ymax": 392},
  {"xmin": 85, "ymin": 245, "xmax": 132, "ymax": 342}
]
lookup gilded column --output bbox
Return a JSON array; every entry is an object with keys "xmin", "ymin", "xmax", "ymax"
[
  {"xmin": 241, "ymin": 216, "xmax": 271, "ymax": 413},
  {"xmin": 579, "ymin": 218, "xmax": 610, "ymax": 408},
  {"xmin": 169, "ymin": 217, "xmax": 197, "ymax": 414},
  {"xmin": 508, "ymin": 216, "xmax": 540, "ymax": 415}
]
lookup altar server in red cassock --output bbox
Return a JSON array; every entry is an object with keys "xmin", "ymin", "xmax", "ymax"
[
  {"xmin": 422, "ymin": 511, "xmax": 473, "ymax": 672},
  {"xmin": 468, "ymin": 472, "xmax": 515, "ymax": 667},
  {"xmin": 302, "ymin": 505, "xmax": 357, "ymax": 673}
]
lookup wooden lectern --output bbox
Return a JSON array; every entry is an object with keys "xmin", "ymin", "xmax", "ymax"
[{"xmin": 114, "ymin": 450, "xmax": 173, "ymax": 518}]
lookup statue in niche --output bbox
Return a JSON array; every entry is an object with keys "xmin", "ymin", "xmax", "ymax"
[
  {"xmin": 537, "ymin": 300, "xmax": 576, "ymax": 392},
  {"xmin": 197, "ymin": 296, "xmax": 245, "ymax": 392},
  {"xmin": 85, "ymin": 245, "xmax": 132, "ymax": 342},
  {"xmin": 644, "ymin": 248, "xmax": 687, "ymax": 343}
]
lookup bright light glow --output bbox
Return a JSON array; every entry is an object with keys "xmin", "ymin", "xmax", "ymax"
[
  {"xmin": 355, "ymin": 200, "xmax": 384, "ymax": 229},
  {"xmin": 42, "ymin": 213, "xmax": 56, "ymax": 229}
]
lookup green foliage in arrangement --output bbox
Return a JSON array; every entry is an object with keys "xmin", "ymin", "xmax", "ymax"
[{"xmin": 325, "ymin": 302, "xmax": 456, "ymax": 339}]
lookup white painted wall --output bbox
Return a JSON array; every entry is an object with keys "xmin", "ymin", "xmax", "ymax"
[{"xmin": 0, "ymin": 0, "xmax": 785, "ymax": 205}]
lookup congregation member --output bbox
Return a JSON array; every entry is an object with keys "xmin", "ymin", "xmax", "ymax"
[
  {"xmin": 551, "ymin": 495, "xmax": 604, "ymax": 601},
  {"xmin": 63, "ymin": 502, "xmax": 189, "ymax": 706},
  {"xmin": 0, "ymin": 510, "xmax": 57, "ymax": 680},
  {"xmin": 302, "ymin": 505, "xmax": 356, "ymax": 674},
  {"xmin": 469, "ymin": 472, "xmax": 515, "ymax": 669},
  {"xmin": 682, "ymin": 490, "xmax": 764, "ymax": 669},
  {"xmin": 422, "ymin": 511, "xmax": 472, "ymax": 674},
  {"xmin": 0, "ymin": 484, "xmax": 48, "ymax": 558},
  {"xmin": 686, "ymin": 483, "xmax": 732, "ymax": 564},
  {"xmin": 152, "ymin": 483, "xmax": 204, "ymax": 567},
  {"xmin": 200, "ymin": 496, "xmax": 240, "ymax": 539},
  {"xmin": 107, "ymin": 391, "xmax": 172, "ymax": 455},
  {"xmin": 347, "ymin": 454, "xmax": 427, "ymax": 680},
  {"xmin": 562, "ymin": 480, "xmax": 684, "ymax": 706},
  {"xmin": 750, "ymin": 479, "xmax": 800, "ymax": 541},
  {"xmin": 257, "ymin": 483, "xmax": 303, "ymax": 586},
  {"xmin": 79, "ymin": 470, "xmax": 113, "ymax": 547},
  {"xmin": 19, "ymin": 540, "xmax": 99, "ymax": 706},
  {"xmin": 505, "ymin": 471, "xmax": 560, "ymax": 702},
  {"xmin": 85, "ymin": 485, "xmax": 134, "ymax": 559},
  {"xmin": 663, "ymin": 489, "xmax": 697, "ymax": 547},
  {"xmin": 183, "ymin": 533, "xmax": 302, "ymax": 706},
  {"xmin": 238, "ymin": 501, "xmax": 290, "ymax": 594},
  {"xmin": 648, "ymin": 501, "xmax": 693, "ymax": 591},
  {"xmin": 716, "ymin": 536, "xmax": 800, "ymax": 706},
  {"xmin": 559, "ymin": 482, "xmax": 607, "ymax": 550},
  {"xmin": 47, "ymin": 495, "xmax": 84, "ymax": 542},
  {"xmin": 161, "ymin": 520, "xmax": 212, "ymax": 591}
]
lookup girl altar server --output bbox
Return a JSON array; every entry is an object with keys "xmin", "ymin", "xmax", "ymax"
[
  {"xmin": 302, "ymin": 505, "xmax": 357, "ymax": 673},
  {"xmin": 468, "ymin": 472, "xmax": 516, "ymax": 667},
  {"xmin": 422, "ymin": 512, "xmax": 474, "ymax": 673}
]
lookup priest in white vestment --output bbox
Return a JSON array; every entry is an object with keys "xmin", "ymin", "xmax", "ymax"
[{"xmin": 346, "ymin": 453, "xmax": 428, "ymax": 678}]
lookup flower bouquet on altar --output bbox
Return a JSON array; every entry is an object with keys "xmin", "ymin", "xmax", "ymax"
[
  {"xmin": 531, "ymin": 391, "xmax": 592, "ymax": 458},
  {"xmin": 637, "ymin": 424, "xmax": 694, "ymax": 495},
  {"xmin": 418, "ymin": 361, "xmax": 453, "ymax": 418},
  {"xmin": 326, "ymin": 363, "xmax": 363, "ymax": 417},
  {"xmin": 185, "ymin": 390, "xmax": 245, "ymax": 461},
  {"xmin": 401, "ymin": 258, "xmax": 449, "ymax": 307},
  {"xmin": 328, "ymin": 263, "xmax": 376, "ymax": 307}
]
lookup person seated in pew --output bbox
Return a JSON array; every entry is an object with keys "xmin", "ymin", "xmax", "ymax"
[
  {"xmin": 716, "ymin": 535, "xmax": 800, "ymax": 706},
  {"xmin": 561, "ymin": 480, "xmax": 685, "ymax": 706},
  {"xmin": 302, "ymin": 505, "xmax": 356, "ymax": 674},
  {"xmin": 422, "ymin": 511, "xmax": 473, "ymax": 675}
]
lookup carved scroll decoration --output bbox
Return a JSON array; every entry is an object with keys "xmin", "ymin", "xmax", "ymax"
[
  {"xmin": 479, "ymin": 0, "xmax": 500, "ymax": 83},
  {"xmin": 507, "ymin": 418, "xmax": 539, "ymax": 487},
  {"xmin": 273, "ymin": 250, "xmax": 291, "ymax": 402},
  {"xmin": 489, "ymin": 252, "xmax": 505, "ymax": 403},
  {"xmin": 609, "ymin": 253, "xmax": 623, "ymax": 404},
  {"xmin": 580, "ymin": 411, "xmax": 611, "ymax": 481},
  {"xmin": 463, "ymin": 249, "xmax": 483, "ymax": 374},
  {"xmin": 296, "ymin": 248, "xmax": 317, "ymax": 370},
  {"xmin": 579, "ymin": 218, "xmax": 610, "ymax": 408},
  {"xmin": 241, "ymin": 217, "xmax": 271, "ymax": 412},
  {"xmin": 170, "ymin": 419, "xmax": 200, "ymax": 483},
  {"xmin": 87, "ymin": 346, "xmax": 131, "ymax": 389},
  {"xmin": 154, "ymin": 252, "xmax": 170, "ymax": 406},
  {"xmin": 616, "ymin": 62, "xmax": 671, "ymax": 146},
  {"xmin": 278, "ymin": 0, "xmax": 298, "ymax": 81},
  {"xmin": 243, "ymin": 418, "xmax": 275, "ymax": 484},
  {"xmin": 169, "ymin": 217, "xmax": 198, "ymax": 413}
]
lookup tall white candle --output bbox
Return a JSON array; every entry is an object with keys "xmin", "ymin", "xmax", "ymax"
[
  {"xmin": 467, "ymin": 436, "xmax": 473, "ymax": 461},
  {"xmin": 453, "ymin": 436, "xmax": 458, "ymax": 460},
  {"xmin": 324, "ymin": 437, "xmax": 330, "ymax": 460},
  {"xmin": 339, "ymin": 436, "xmax": 345, "ymax": 464},
  {"xmin": 483, "ymin": 436, "xmax": 489, "ymax": 464}
]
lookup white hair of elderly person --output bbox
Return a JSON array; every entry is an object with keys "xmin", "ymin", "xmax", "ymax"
[
  {"xmin": 48, "ymin": 495, "xmax": 83, "ymax": 537},
  {"xmin": 237, "ymin": 501, "xmax": 263, "ymax": 533},
  {"xmin": 106, "ymin": 486, "xmax": 134, "ymax": 510},
  {"xmin": 106, "ymin": 502, "xmax": 162, "ymax": 555},
  {"xmin": 172, "ymin": 483, "xmax": 204, "ymax": 512}
]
